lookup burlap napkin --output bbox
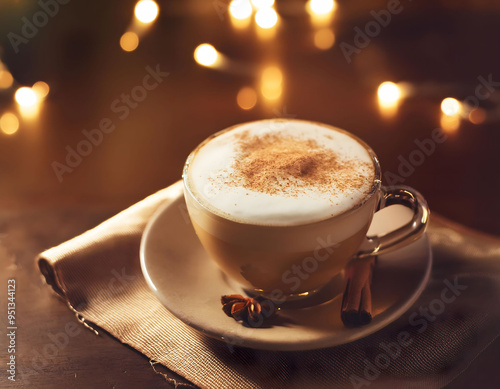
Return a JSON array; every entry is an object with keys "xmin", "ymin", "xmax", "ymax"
[{"xmin": 38, "ymin": 181, "xmax": 500, "ymax": 389}]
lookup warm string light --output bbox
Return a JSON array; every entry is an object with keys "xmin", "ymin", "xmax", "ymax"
[
  {"xmin": 230, "ymin": 0, "xmax": 253, "ymax": 20},
  {"xmin": 308, "ymin": 0, "xmax": 336, "ymax": 15},
  {"xmin": 0, "ymin": 69, "xmax": 14, "ymax": 89},
  {"xmin": 468, "ymin": 108, "xmax": 486, "ymax": 125},
  {"xmin": 229, "ymin": 0, "xmax": 252, "ymax": 29},
  {"xmin": 119, "ymin": 1, "xmax": 159, "ymax": 52},
  {"xmin": 306, "ymin": 1, "xmax": 336, "ymax": 48},
  {"xmin": 438, "ymin": 97, "xmax": 487, "ymax": 132},
  {"xmin": 11, "ymin": 82, "xmax": 49, "ymax": 121},
  {"xmin": 307, "ymin": 0, "xmax": 336, "ymax": 28},
  {"xmin": 0, "ymin": 112, "xmax": 19, "ymax": 135},
  {"xmin": 120, "ymin": 32, "xmax": 140, "ymax": 52},
  {"xmin": 0, "ymin": 79, "xmax": 49, "ymax": 135},
  {"xmin": 0, "ymin": 57, "xmax": 51, "ymax": 132},
  {"xmin": 194, "ymin": 44, "xmax": 220, "ymax": 67},
  {"xmin": 441, "ymin": 98, "xmax": 461, "ymax": 116},
  {"xmin": 314, "ymin": 28, "xmax": 335, "ymax": 50},
  {"xmin": 255, "ymin": 7, "xmax": 278, "ymax": 29},
  {"xmin": 189, "ymin": 2, "xmax": 494, "ymax": 128},
  {"xmin": 440, "ymin": 113, "xmax": 460, "ymax": 133},
  {"xmin": 377, "ymin": 81, "xmax": 402, "ymax": 118},
  {"xmin": 14, "ymin": 82, "xmax": 50, "ymax": 106},
  {"xmin": 237, "ymin": 87, "xmax": 258, "ymax": 110},
  {"xmin": 0, "ymin": 63, "xmax": 52, "ymax": 134},
  {"xmin": 192, "ymin": 45, "xmax": 279, "ymax": 109},
  {"xmin": 227, "ymin": 0, "xmax": 279, "ymax": 33},
  {"xmin": 260, "ymin": 66, "xmax": 283, "ymax": 101},
  {"xmin": 134, "ymin": 0, "xmax": 159, "ymax": 24},
  {"xmin": 375, "ymin": 82, "xmax": 489, "ymax": 129},
  {"xmin": 226, "ymin": 0, "xmax": 337, "ymax": 40},
  {"xmin": 15, "ymin": 87, "xmax": 38, "ymax": 107},
  {"xmin": 377, "ymin": 82, "xmax": 401, "ymax": 106},
  {"xmin": 251, "ymin": 0, "xmax": 275, "ymax": 9},
  {"xmin": 32, "ymin": 81, "xmax": 50, "ymax": 99}
]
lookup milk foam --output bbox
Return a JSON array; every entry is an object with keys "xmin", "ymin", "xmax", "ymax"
[{"xmin": 186, "ymin": 120, "xmax": 375, "ymax": 226}]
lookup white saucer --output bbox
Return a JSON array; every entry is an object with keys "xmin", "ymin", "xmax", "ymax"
[{"xmin": 140, "ymin": 192, "xmax": 432, "ymax": 351}]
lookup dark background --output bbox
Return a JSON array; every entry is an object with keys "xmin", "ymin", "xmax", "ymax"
[
  {"xmin": 0, "ymin": 0, "xmax": 499, "ymax": 388},
  {"xmin": 0, "ymin": 0, "xmax": 499, "ymax": 234}
]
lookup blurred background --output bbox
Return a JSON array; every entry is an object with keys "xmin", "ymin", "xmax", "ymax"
[{"xmin": 1, "ymin": 0, "xmax": 499, "ymax": 235}]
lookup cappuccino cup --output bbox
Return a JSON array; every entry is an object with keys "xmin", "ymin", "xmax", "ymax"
[{"xmin": 183, "ymin": 119, "xmax": 429, "ymax": 300}]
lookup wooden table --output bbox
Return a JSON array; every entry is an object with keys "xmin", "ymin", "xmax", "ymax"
[{"xmin": 1, "ymin": 0, "xmax": 499, "ymax": 387}]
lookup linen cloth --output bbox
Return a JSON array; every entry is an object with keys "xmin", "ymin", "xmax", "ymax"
[{"xmin": 38, "ymin": 181, "xmax": 500, "ymax": 389}]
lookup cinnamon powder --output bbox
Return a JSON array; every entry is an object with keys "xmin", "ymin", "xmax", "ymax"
[{"xmin": 215, "ymin": 132, "xmax": 371, "ymax": 197}]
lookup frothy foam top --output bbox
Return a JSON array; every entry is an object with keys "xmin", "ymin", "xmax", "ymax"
[{"xmin": 186, "ymin": 120, "xmax": 375, "ymax": 225}]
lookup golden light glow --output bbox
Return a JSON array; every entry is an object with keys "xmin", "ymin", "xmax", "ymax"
[
  {"xmin": 120, "ymin": 32, "xmax": 139, "ymax": 52},
  {"xmin": 314, "ymin": 28, "xmax": 335, "ymax": 50},
  {"xmin": 255, "ymin": 7, "xmax": 278, "ymax": 29},
  {"xmin": 308, "ymin": 0, "xmax": 336, "ymax": 15},
  {"xmin": 19, "ymin": 105, "xmax": 40, "ymax": 119},
  {"xmin": 15, "ymin": 87, "xmax": 38, "ymax": 107},
  {"xmin": 262, "ymin": 66, "xmax": 282, "ymax": 84},
  {"xmin": 262, "ymin": 85, "xmax": 281, "ymax": 100},
  {"xmin": 260, "ymin": 66, "xmax": 283, "ymax": 100},
  {"xmin": 377, "ymin": 82, "xmax": 401, "ymax": 106},
  {"xmin": 0, "ymin": 112, "xmax": 20, "ymax": 135},
  {"xmin": 134, "ymin": 0, "xmax": 159, "ymax": 24},
  {"xmin": 441, "ymin": 97, "xmax": 461, "ymax": 116},
  {"xmin": 251, "ymin": 0, "xmax": 274, "ymax": 9},
  {"xmin": 194, "ymin": 44, "xmax": 219, "ymax": 67},
  {"xmin": 377, "ymin": 82, "xmax": 402, "ymax": 119},
  {"xmin": 229, "ymin": 0, "xmax": 253, "ymax": 20},
  {"xmin": 440, "ymin": 113, "xmax": 460, "ymax": 133},
  {"xmin": 469, "ymin": 108, "xmax": 486, "ymax": 125},
  {"xmin": 32, "ymin": 81, "xmax": 50, "ymax": 99},
  {"xmin": 237, "ymin": 87, "xmax": 258, "ymax": 110},
  {"xmin": 0, "ymin": 70, "xmax": 14, "ymax": 89},
  {"xmin": 230, "ymin": 15, "xmax": 252, "ymax": 29}
]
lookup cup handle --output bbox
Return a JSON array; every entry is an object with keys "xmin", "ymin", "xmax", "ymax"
[{"xmin": 357, "ymin": 185, "xmax": 430, "ymax": 258}]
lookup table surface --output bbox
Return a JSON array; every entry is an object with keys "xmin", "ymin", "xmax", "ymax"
[{"xmin": 1, "ymin": 0, "xmax": 499, "ymax": 387}]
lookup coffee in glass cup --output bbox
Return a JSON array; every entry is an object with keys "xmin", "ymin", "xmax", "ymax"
[{"xmin": 183, "ymin": 119, "xmax": 428, "ymax": 300}]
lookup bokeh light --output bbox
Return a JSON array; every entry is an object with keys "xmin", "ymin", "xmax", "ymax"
[
  {"xmin": 255, "ymin": 7, "xmax": 278, "ymax": 29},
  {"xmin": 0, "ymin": 70, "xmax": 14, "ymax": 89},
  {"xmin": 261, "ymin": 66, "xmax": 283, "ymax": 100},
  {"xmin": 441, "ymin": 97, "xmax": 461, "ymax": 116},
  {"xmin": 134, "ymin": 0, "xmax": 159, "ymax": 24},
  {"xmin": 15, "ymin": 87, "xmax": 38, "ymax": 107},
  {"xmin": 377, "ymin": 82, "xmax": 401, "ymax": 106},
  {"xmin": 237, "ymin": 87, "xmax": 258, "ymax": 110},
  {"xmin": 32, "ymin": 81, "xmax": 50, "ymax": 99},
  {"xmin": 120, "ymin": 31, "xmax": 140, "ymax": 52},
  {"xmin": 251, "ymin": 0, "xmax": 275, "ymax": 9},
  {"xmin": 308, "ymin": 0, "xmax": 336, "ymax": 15},
  {"xmin": 440, "ymin": 113, "xmax": 460, "ymax": 133},
  {"xmin": 468, "ymin": 108, "xmax": 486, "ymax": 125},
  {"xmin": 194, "ymin": 44, "xmax": 219, "ymax": 67},
  {"xmin": 0, "ymin": 112, "xmax": 20, "ymax": 135},
  {"xmin": 229, "ymin": 0, "xmax": 253, "ymax": 20},
  {"xmin": 314, "ymin": 28, "xmax": 335, "ymax": 50}
]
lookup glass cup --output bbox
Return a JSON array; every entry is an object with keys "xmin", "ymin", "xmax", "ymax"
[{"xmin": 182, "ymin": 120, "xmax": 429, "ymax": 300}]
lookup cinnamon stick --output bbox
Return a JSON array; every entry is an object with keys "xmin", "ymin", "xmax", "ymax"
[{"xmin": 341, "ymin": 256, "xmax": 377, "ymax": 327}]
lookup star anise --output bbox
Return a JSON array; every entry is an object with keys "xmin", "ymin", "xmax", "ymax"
[{"xmin": 221, "ymin": 294, "xmax": 274, "ymax": 325}]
